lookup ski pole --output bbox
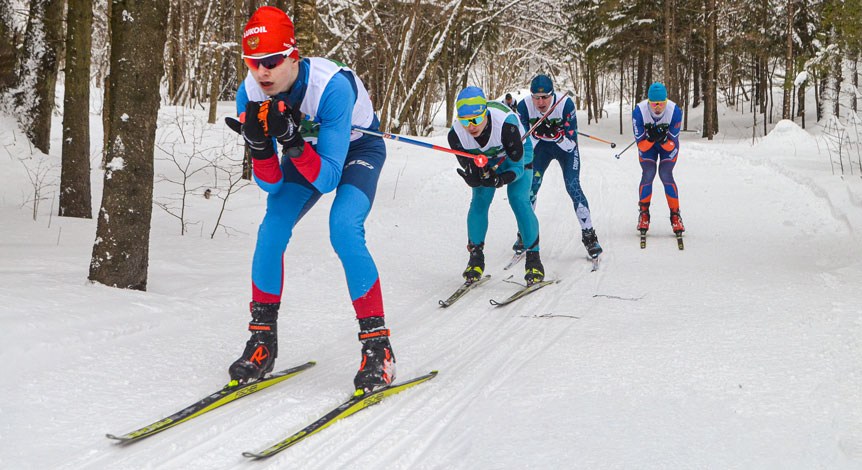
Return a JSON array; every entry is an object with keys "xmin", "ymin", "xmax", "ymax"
[
  {"xmin": 614, "ymin": 140, "xmax": 637, "ymax": 159},
  {"xmin": 577, "ymin": 131, "xmax": 616, "ymax": 148},
  {"xmin": 349, "ymin": 127, "xmax": 489, "ymax": 167},
  {"xmin": 490, "ymin": 91, "xmax": 572, "ymax": 172},
  {"xmin": 295, "ymin": 104, "xmax": 490, "ymax": 168}
]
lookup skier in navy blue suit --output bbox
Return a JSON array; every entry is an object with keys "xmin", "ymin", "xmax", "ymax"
[
  {"xmin": 516, "ymin": 75, "xmax": 602, "ymax": 259},
  {"xmin": 225, "ymin": 6, "xmax": 393, "ymax": 395}
]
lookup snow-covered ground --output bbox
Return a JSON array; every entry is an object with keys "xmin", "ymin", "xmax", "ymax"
[{"xmin": 1, "ymin": 93, "xmax": 861, "ymax": 469}]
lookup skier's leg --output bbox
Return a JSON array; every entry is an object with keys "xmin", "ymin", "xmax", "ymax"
[
  {"xmin": 252, "ymin": 166, "xmax": 322, "ymax": 303},
  {"xmin": 506, "ymin": 171, "xmax": 539, "ymax": 251},
  {"xmin": 638, "ymin": 148, "xmax": 659, "ymax": 207},
  {"xmin": 329, "ymin": 137, "xmax": 386, "ymax": 320},
  {"xmin": 467, "ymin": 186, "xmax": 496, "ymax": 246},
  {"xmin": 329, "ymin": 136, "xmax": 395, "ymax": 392},
  {"xmin": 558, "ymin": 146, "xmax": 593, "ymax": 230},
  {"xmin": 657, "ymin": 147, "xmax": 680, "ymax": 211}
]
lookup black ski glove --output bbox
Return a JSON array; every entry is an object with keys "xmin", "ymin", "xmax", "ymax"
[
  {"xmin": 644, "ymin": 123, "xmax": 660, "ymax": 143},
  {"xmin": 225, "ymin": 101, "xmax": 275, "ymax": 159},
  {"xmin": 655, "ymin": 124, "xmax": 669, "ymax": 144},
  {"xmin": 457, "ymin": 161, "xmax": 482, "ymax": 188},
  {"xmin": 480, "ymin": 167, "xmax": 515, "ymax": 188},
  {"xmin": 266, "ymin": 97, "xmax": 305, "ymax": 158}
]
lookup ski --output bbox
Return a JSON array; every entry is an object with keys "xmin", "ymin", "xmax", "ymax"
[
  {"xmin": 503, "ymin": 251, "xmax": 525, "ymax": 270},
  {"xmin": 106, "ymin": 361, "xmax": 316, "ymax": 444},
  {"xmin": 676, "ymin": 232, "xmax": 684, "ymax": 250},
  {"xmin": 438, "ymin": 275, "xmax": 491, "ymax": 308},
  {"xmin": 640, "ymin": 229, "xmax": 647, "ymax": 249},
  {"xmin": 242, "ymin": 370, "xmax": 438, "ymax": 459},
  {"xmin": 489, "ymin": 279, "xmax": 558, "ymax": 307}
]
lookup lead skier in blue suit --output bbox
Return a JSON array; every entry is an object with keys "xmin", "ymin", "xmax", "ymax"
[{"xmin": 225, "ymin": 6, "xmax": 393, "ymax": 395}]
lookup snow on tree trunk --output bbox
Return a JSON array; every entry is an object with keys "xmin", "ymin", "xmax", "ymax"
[{"xmin": 16, "ymin": 0, "xmax": 65, "ymax": 154}]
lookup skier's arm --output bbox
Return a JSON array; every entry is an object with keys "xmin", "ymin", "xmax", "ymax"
[
  {"xmin": 517, "ymin": 100, "xmax": 537, "ymax": 148},
  {"xmin": 495, "ymin": 115, "xmax": 524, "ymax": 184},
  {"xmin": 659, "ymin": 105, "xmax": 683, "ymax": 152},
  {"xmin": 293, "ymin": 72, "xmax": 356, "ymax": 193},
  {"xmin": 448, "ymin": 128, "xmax": 482, "ymax": 187},
  {"xmin": 633, "ymin": 106, "xmax": 655, "ymax": 152},
  {"xmin": 235, "ymin": 81, "xmax": 284, "ymax": 193},
  {"xmin": 555, "ymin": 97, "xmax": 578, "ymax": 152}
]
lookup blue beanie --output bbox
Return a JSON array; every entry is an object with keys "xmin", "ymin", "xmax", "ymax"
[
  {"xmin": 456, "ymin": 86, "xmax": 487, "ymax": 118},
  {"xmin": 648, "ymin": 82, "xmax": 667, "ymax": 102},
  {"xmin": 530, "ymin": 75, "xmax": 554, "ymax": 94}
]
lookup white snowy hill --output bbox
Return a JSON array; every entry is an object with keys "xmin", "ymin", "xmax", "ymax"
[{"xmin": 1, "ymin": 98, "xmax": 861, "ymax": 469}]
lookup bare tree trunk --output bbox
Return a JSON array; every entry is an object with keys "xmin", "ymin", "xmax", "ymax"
[
  {"xmin": 833, "ymin": 39, "xmax": 843, "ymax": 118},
  {"xmin": 89, "ymin": 0, "xmax": 169, "ymax": 291},
  {"xmin": 102, "ymin": 0, "xmax": 112, "ymax": 165},
  {"xmin": 60, "ymin": 0, "xmax": 93, "ymax": 218},
  {"xmin": 781, "ymin": 0, "xmax": 794, "ymax": 120},
  {"xmin": 0, "ymin": 0, "xmax": 16, "ymax": 95},
  {"xmin": 294, "ymin": 0, "xmax": 317, "ymax": 56},
  {"xmin": 703, "ymin": 0, "xmax": 716, "ymax": 140},
  {"xmin": 17, "ymin": 0, "xmax": 66, "ymax": 154},
  {"xmin": 664, "ymin": 0, "xmax": 677, "ymax": 101}
]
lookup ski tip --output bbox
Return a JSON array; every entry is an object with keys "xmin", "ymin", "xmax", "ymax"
[
  {"xmin": 242, "ymin": 451, "xmax": 264, "ymax": 459},
  {"xmin": 105, "ymin": 433, "xmax": 121, "ymax": 440}
]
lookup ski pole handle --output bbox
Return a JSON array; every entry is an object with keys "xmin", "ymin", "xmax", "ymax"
[{"xmin": 614, "ymin": 140, "xmax": 637, "ymax": 159}]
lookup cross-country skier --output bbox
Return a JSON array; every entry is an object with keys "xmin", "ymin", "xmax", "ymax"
[
  {"xmin": 224, "ymin": 6, "xmax": 394, "ymax": 395},
  {"xmin": 504, "ymin": 93, "xmax": 518, "ymax": 113},
  {"xmin": 632, "ymin": 82, "xmax": 684, "ymax": 235},
  {"xmin": 515, "ymin": 74, "xmax": 602, "ymax": 259},
  {"xmin": 448, "ymin": 86, "xmax": 545, "ymax": 285}
]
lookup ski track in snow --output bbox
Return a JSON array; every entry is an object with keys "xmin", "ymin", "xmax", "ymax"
[{"xmin": 1, "ymin": 101, "xmax": 861, "ymax": 469}]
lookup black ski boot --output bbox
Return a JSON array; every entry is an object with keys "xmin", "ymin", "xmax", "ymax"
[
  {"xmin": 462, "ymin": 242, "xmax": 485, "ymax": 283},
  {"xmin": 228, "ymin": 301, "xmax": 279, "ymax": 384},
  {"xmin": 354, "ymin": 317, "xmax": 396, "ymax": 394},
  {"xmin": 512, "ymin": 233, "xmax": 525, "ymax": 254},
  {"xmin": 524, "ymin": 250, "xmax": 545, "ymax": 285},
  {"xmin": 581, "ymin": 228, "xmax": 603, "ymax": 259}
]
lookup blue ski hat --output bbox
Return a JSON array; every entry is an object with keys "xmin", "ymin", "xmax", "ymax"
[
  {"xmin": 456, "ymin": 86, "xmax": 487, "ymax": 118},
  {"xmin": 530, "ymin": 75, "xmax": 554, "ymax": 94},
  {"xmin": 648, "ymin": 82, "xmax": 667, "ymax": 102}
]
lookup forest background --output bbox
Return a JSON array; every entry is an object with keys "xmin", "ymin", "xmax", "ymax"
[{"xmin": 0, "ymin": 0, "xmax": 861, "ymax": 290}]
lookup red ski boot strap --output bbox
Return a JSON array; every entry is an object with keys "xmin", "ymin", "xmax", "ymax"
[
  {"xmin": 249, "ymin": 321, "xmax": 276, "ymax": 332},
  {"xmin": 358, "ymin": 328, "xmax": 390, "ymax": 342}
]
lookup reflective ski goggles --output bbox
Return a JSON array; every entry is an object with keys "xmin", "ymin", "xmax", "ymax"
[
  {"xmin": 532, "ymin": 93, "xmax": 553, "ymax": 100},
  {"xmin": 242, "ymin": 48, "xmax": 294, "ymax": 70},
  {"xmin": 649, "ymin": 100, "xmax": 667, "ymax": 109},
  {"xmin": 458, "ymin": 111, "xmax": 486, "ymax": 127}
]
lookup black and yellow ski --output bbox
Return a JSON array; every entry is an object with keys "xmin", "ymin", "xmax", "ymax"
[
  {"xmin": 242, "ymin": 370, "xmax": 438, "ymax": 459},
  {"xmin": 489, "ymin": 279, "xmax": 559, "ymax": 307},
  {"xmin": 439, "ymin": 275, "xmax": 491, "ymax": 308},
  {"xmin": 106, "ymin": 361, "xmax": 316, "ymax": 444}
]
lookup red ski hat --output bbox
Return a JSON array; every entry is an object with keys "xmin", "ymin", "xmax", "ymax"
[{"xmin": 242, "ymin": 7, "xmax": 299, "ymax": 59}]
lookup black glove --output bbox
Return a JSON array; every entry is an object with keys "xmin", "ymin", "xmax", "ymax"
[
  {"xmin": 267, "ymin": 98, "xmax": 305, "ymax": 157},
  {"xmin": 225, "ymin": 101, "xmax": 275, "ymax": 159},
  {"xmin": 479, "ymin": 167, "xmax": 515, "ymax": 188},
  {"xmin": 532, "ymin": 120, "xmax": 554, "ymax": 139},
  {"xmin": 457, "ymin": 161, "xmax": 482, "ymax": 188},
  {"xmin": 644, "ymin": 123, "xmax": 660, "ymax": 143},
  {"xmin": 655, "ymin": 123, "xmax": 669, "ymax": 144}
]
